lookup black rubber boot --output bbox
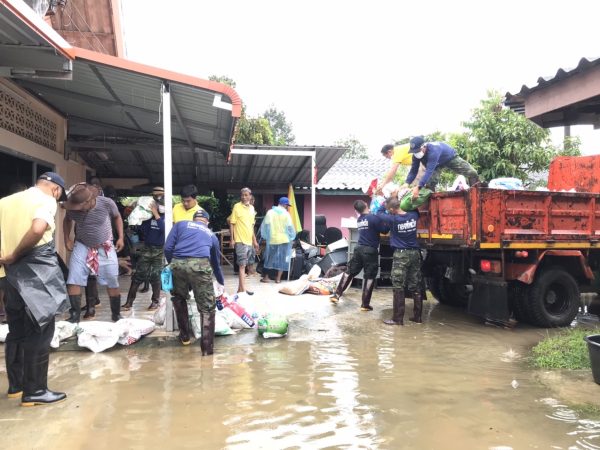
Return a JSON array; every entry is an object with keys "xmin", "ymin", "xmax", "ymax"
[
  {"xmin": 172, "ymin": 300, "xmax": 191, "ymax": 345},
  {"xmin": 331, "ymin": 273, "xmax": 353, "ymax": 303},
  {"xmin": 109, "ymin": 296, "xmax": 122, "ymax": 322},
  {"xmin": 5, "ymin": 342, "xmax": 24, "ymax": 398},
  {"xmin": 148, "ymin": 280, "xmax": 161, "ymax": 310},
  {"xmin": 67, "ymin": 295, "xmax": 81, "ymax": 323},
  {"xmin": 360, "ymin": 279, "xmax": 376, "ymax": 311},
  {"xmin": 82, "ymin": 293, "xmax": 95, "ymax": 320},
  {"xmin": 409, "ymin": 291, "xmax": 423, "ymax": 323},
  {"xmin": 383, "ymin": 289, "xmax": 405, "ymax": 326},
  {"xmin": 200, "ymin": 311, "xmax": 216, "ymax": 356},
  {"xmin": 122, "ymin": 280, "xmax": 140, "ymax": 311},
  {"xmin": 86, "ymin": 276, "xmax": 100, "ymax": 307},
  {"xmin": 139, "ymin": 281, "xmax": 150, "ymax": 293}
]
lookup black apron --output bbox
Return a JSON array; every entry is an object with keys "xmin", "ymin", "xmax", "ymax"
[{"xmin": 5, "ymin": 242, "xmax": 69, "ymax": 328}]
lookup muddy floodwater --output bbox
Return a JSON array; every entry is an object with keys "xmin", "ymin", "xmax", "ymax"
[{"xmin": 1, "ymin": 288, "xmax": 600, "ymax": 449}]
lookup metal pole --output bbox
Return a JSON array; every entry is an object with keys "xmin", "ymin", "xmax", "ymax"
[
  {"xmin": 311, "ymin": 153, "xmax": 316, "ymax": 245},
  {"xmin": 162, "ymin": 82, "xmax": 175, "ymax": 332}
]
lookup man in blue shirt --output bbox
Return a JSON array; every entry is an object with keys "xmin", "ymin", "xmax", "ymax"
[
  {"xmin": 331, "ymin": 200, "xmax": 389, "ymax": 311},
  {"xmin": 123, "ymin": 187, "xmax": 165, "ymax": 312},
  {"xmin": 403, "ymin": 136, "xmax": 480, "ymax": 199},
  {"xmin": 380, "ymin": 197, "xmax": 423, "ymax": 325},
  {"xmin": 164, "ymin": 209, "xmax": 224, "ymax": 355}
]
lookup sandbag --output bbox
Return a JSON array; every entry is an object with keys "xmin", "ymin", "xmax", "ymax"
[
  {"xmin": 77, "ymin": 321, "xmax": 121, "ymax": 353},
  {"xmin": 188, "ymin": 301, "xmax": 202, "ymax": 339},
  {"xmin": 51, "ymin": 321, "xmax": 77, "ymax": 348},
  {"xmin": 215, "ymin": 310, "xmax": 235, "ymax": 336},
  {"xmin": 257, "ymin": 314, "xmax": 288, "ymax": 338},
  {"xmin": 127, "ymin": 196, "xmax": 154, "ymax": 226},
  {"xmin": 115, "ymin": 318, "xmax": 155, "ymax": 346},
  {"xmin": 278, "ymin": 275, "xmax": 310, "ymax": 296},
  {"xmin": 153, "ymin": 297, "xmax": 167, "ymax": 326},
  {"xmin": 400, "ymin": 187, "xmax": 432, "ymax": 211}
]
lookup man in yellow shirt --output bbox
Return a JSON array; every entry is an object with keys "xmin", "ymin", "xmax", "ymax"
[
  {"xmin": 228, "ymin": 187, "xmax": 259, "ymax": 295},
  {"xmin": 377, "ymin": 143, "xmax": 425, "ymax": 194},
  {"xmin": 173, "ymin": 184, "xmax": 205, "ymax": 223},
  {"xmin": 0, "ymin": 172, "xmax": 69, "ymax": 406}
]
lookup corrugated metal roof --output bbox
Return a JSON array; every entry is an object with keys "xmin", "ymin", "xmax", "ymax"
[{"xmin": 316, "ymin": 156, "xmax": 387, "ymax": 191}]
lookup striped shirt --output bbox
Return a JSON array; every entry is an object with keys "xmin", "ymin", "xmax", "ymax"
[{"xmin": 67, "ymin": 196, "xmax": 119, "ymax": 248}]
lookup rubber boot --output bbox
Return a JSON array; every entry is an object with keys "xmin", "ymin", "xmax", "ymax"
[
  {"xmin": 82, "ymin": 294, "xmax": 95, "ymax": 320},
  {"xmin": 109, "ymin": 296, "xmax": 122, "ymax": 322},
  {"xmin": 383, "ymin": 289, "xmax": 405, "ymax": 325},
  {"xmin": 5, "ymin": 342, "xmax": 24, "ymax": 398},
  {"xmin": 172, "ymin": 300, "xmax": 191, "ymax": 345},
  {"xmin": 122, "ymin": 280, "xmax": 141, "ymax": 311},
  {"xmin": 139, "ymin": 281, "xmax": 150, "ymax": 293},
  {"xmin": 67, "ymin": 294, "xmax": 81, "ymax": 323},
  {"xmin": 360, "ymin": 279, "xmax": 376, "ymax": 311},
  {"xmin": 330, "ymin": 273, "xmax": 353, "ymax": 303},
  {"xmin": 200, "ymin": 311, "xmax": 216, "ymax": 356},
  {"xmin": 409, "ymin": 291, "xmax": 423, "ymax": 323},
  {"xmin": 86, "ymin": 276, "xmax": 100, "ymax": 307},
  {"xmin": 148, "ymin": 280, "xmax": 161, "ymax": 310}
]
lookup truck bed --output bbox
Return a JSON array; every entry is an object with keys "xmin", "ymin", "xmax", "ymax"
[{"xmin": 418, "ymin": 188, "xmax": 600, "ymax": 249}]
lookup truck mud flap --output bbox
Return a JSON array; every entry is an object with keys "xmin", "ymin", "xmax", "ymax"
[{"xmin": 469, "ymin": 276, "xmax": 510, "ymax": 323}]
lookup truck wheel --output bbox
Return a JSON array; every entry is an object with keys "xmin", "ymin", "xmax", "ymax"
[
  {"xmin": 509, "ymin": 282, "xmax": 531, "ymax": 323},
  {"xmin": 426, "ymin": 277, "xmax": 443, "ymax": 301},
  {"xmin": 527, "ymin": 268, "xmax": 580, "ymax": 327},
  {"xmin": 427, "ymin": 277, "xmax": 469, "ymax": 307}
]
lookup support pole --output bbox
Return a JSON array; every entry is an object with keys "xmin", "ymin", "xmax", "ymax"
[
  {"xmin": 311, "ymin": 153, "xmax": 316, "ymax": 245},
  {"xmin": 162, "ymin": 82, "xmax": 175, "ymax": 332}
]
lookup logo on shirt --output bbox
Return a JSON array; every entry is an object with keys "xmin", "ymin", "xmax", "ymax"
[
  {"xmin": 357, "ymin": 218, "xmax": 369, "ymax": 229},
  {"xmin": 396, "ymin": 218, "xmax": 417, "ymax": 233}
]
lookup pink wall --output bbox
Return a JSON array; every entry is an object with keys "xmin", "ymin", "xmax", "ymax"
[{"xmin": 302, "ymin": 194, "xmax": 369, "ymax": 239}]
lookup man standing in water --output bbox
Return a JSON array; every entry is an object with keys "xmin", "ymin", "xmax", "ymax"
[
  {"xmin": 381, "ymin": 197, "xmax": 423, "ymax": 325},
  {"xmin": 0, "ymin": 172, "xmax": 69, "ymax": 406}
]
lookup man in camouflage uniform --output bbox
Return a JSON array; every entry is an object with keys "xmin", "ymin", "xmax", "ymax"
[
  {"xmin": 164, "ymin": 210, "xmax": 224, "ymax": 355},
  {"xmin": 381, "ymin": 197, "xmax": 423, "ymax": 325}
]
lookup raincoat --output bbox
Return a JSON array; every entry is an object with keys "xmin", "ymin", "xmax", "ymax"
[
  {"xmin": 260, "ymin": 206, "xmax": 296, "ymax": 271},
  {"xmin": 5, "ymin": 242, "xmax": 69, "ymax": 328}
]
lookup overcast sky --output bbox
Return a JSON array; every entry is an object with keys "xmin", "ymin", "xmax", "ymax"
[{"xmin": 120, "ymin": 0, "xmax": 600, "ymax": 156}]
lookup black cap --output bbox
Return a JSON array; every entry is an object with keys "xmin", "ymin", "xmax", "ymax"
[
  {"xmin": 193, "ymin": 209, "xmax": 210, "ymax": 221},
  {"xmin": 409, "ymin": 136, "xmax": 425, "ymax": 153},
  {"xmin": 38, "ymin": 172, "xmax": 67, "ymax": 200}
]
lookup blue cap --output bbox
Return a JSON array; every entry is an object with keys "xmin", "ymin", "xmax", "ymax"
[
  {"xmin": 193, "ymin": 209, "xmax": 210, "ymax": 221},
  {"xmin": 409, "ymin": 136, "xmax": 425, "ymax": 153},
  {"xmin": 279, "ymin": 197, "xmax": 291, "ymax": 206},
  {"xmin": 38, "ymin": 172, "xmax": 67, "ymax": 200}
]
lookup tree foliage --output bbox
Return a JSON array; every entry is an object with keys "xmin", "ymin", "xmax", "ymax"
[
  {"xmin": 336, "ymin": 136, "xmax": 368, "ymax": 159},
  {"xmin": 263, "ymin": 106, "xmax": 295, "ymax": 145}
]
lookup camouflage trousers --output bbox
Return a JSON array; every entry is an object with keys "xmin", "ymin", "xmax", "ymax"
[
  {"xmin": 424, "ymin": 155, "xmax": 478, "ymax": 190},
  {"xmin": 391, "ymin": 249, "xmax": 422, "ymax": 292},
  {"xmin": 170, "ymin": 257, "xmax": 215, "ymax": 313},
  {"xmin": 132, "ymin": 245, "xmax": 164, "ymax": 284}
]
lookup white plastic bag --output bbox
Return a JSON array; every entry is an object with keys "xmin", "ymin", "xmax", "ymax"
[
  {"xmin": 0, "ymin": 323, "xmax": 8, "ymax": 342},
  {"xmin": 308, "ymin": 264, "xmax": 322, "ymax": 280},
  {"xmin": 488, "ymin": 177, "xmax": 524, "ymax": 190},
  {"xmin": 153, "ymin": 297, "xmax": 167, "ymax": 326},
  {"xmin": 127, "ymin": 196, "xmax": 155, "ymax": 226},
  {"xmin": 51, "ymin": 321, "xmax": 77, "ymax": 348},
  {"xmin": 116, "ymin": 318, "xmax": 155, "ymax": 346},
  {"xmin": 215, "ymin": 310, "xmax": 235, "ymax": 335},
  {"xmin": 188, "ymin": 301, "xmax": 202, "ymax": 339},
  {"xmin": 77, "ymin": 321, "xmax": 121, "ymax": 353}
]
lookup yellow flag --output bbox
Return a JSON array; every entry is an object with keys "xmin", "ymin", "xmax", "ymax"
[{"xmin": 287, "ymin": 183, "xmax": 302, "ymax": 232}]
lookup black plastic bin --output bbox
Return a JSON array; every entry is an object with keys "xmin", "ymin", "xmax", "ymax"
[{"xmin": 584, "ymin": 335, "xmax": 600, "ymax": 385}]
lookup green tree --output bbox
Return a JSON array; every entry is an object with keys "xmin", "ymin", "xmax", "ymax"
[
  {"xmin": 336, "ymin": 136, "xmax": 368, "ymax": 159},
  {"xmin": 208, "ymin": 75, "xmax": 236, "ymax": 88},
  {"xmin": 263, "ymin": 106, "xmax": 295, "ymax": 145},
  {"xmin": 460, "ymin": 91, "xmax": 560, "ymax": 183}
]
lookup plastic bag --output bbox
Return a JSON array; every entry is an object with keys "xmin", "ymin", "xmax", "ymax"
[
  {"xmin": 115, "ymin": 318, "xmax": 155, "ymax": 346},
  {"xmin": 400, "ymin": 187, "xmax": 432, "ymax": 211},
  {"xmin": 215, "ymin": 310, "xmax": 235, "ymax": 335},
  {"xmin": 257, "ymin": 314, "xmax": 288, "ymax": 338},
  {"xmin": 488, "ymin": 177, "xmax": 524, "ymax": 190},
  {"xmin": 369, "ymin": 195, "xmax": 387, "ymax": 214},
  {"xmin": 308, "ymin": 264, "xmax": 322, "ymax": 280},
  {"xmin": 153, "ymin": 297, "xmax": 167, "ymax": 326},
  {"xmin": 221, "ymin": 296, "xmax": 254, "ymax": 328},
  {"xmin": 161, "ymin": 266, "xmax": 173, "ymax": 291},
  {"xmin": 188, "ymin": 301, "xmax": 202, "ymax": 339},
  {"xmin": 127, "ymin": 196, "xmax": 155, "ymax": 226},
  {"xmin": 51, "ymin": 321, "xmax": 77, "ymax": 348},
  {"xmin": 77, "ymin": 321, "xmax": 121, "ymax": 353},
  {"xmin": 0, "ymin": 323, "xmax": 8, "ymax": 342}
]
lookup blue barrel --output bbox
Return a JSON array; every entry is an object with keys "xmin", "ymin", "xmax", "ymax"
[{"xmin": 584, "ymin": 335, "xmax": 600, "ymax": 385}]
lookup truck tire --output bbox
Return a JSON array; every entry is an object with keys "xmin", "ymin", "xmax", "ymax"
[
  {"xmin": 527, "ymin": 267, "xmax": 580, "ymax": 327},
  {"xmin": 509, "ymin": 282, "xmax": 531, "ymax": 323},
  {"xmin": 427, "ymin": 277, "xmax": 469, "ymax": 307}
]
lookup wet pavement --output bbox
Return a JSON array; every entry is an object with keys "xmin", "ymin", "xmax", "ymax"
[{"xmin": 1, "ymin": 269, "xmax": 600, "ymax": 449}]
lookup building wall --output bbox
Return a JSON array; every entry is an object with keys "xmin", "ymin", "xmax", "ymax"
[{"xmin": 302, "ymin": 193, "xmax": 368, "ymax": 240}]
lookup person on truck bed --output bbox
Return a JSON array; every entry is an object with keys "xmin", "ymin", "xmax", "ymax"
[
  {"xmin": 375, "ymin": 143, "xmax": 426, "ymax": 195},
  {"xmin": 402, "ymin": 136, "xmax": 481, "ymax": 200},
  {"xmin": 380, "ymin": 197, "xmax": 423, "ymax": 325}
]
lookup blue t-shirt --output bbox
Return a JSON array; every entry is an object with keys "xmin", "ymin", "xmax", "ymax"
[
  {"xmin": 164, "ymin": 221, "xmax": 224, "ymax": 285},
  {"xmin": 406, "ymin": 141, "xmax": 457, "ymax": 188},
  {"xmin": 381, "ymin": 211, "xmax": 420, "ymax": 250},
  {"xmin": 356, "ymin": 213, "xmax": 390, "ymax": 248},
  {"xmin": 140, "ymin": 215, "xmax": 165, "ymax": 247}
]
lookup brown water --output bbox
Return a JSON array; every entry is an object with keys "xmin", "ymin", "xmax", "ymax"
[{"xmin": 1, "ymin": 296, "xmax": 600, "ymax": 449}]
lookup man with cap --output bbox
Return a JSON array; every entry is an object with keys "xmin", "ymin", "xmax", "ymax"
[
  {"xmin": 164, "ymin": 209, "xmax": 224, "ymax": 355},
  {"xmin": 123, "ymin": 187, "xmax": 165, "ymax": 311},
  {"xmin": 0, "ymin": 172, "xmax": 69, "ymax": 406},
  {"xmin": 402, "ymin": 136, "xmax": 480, "ymax": 200},
  {"xmin": 376, "ymin": 143, "xmax": 426, "ymax": 195},
  {"xmin": 63, "ymin": 183, "xmax": 125, "ymax": 322},
  {"xmin": 228, "ymin": 187, "xmax": 259, "ymax": 295},
  {"xmin": 260, "ymin": 197, "xmax": 296, "ymax": 284}
]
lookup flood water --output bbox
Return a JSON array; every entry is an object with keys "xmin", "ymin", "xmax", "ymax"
[{"xmin": 1, "ymin": 291, "xmax": 600, "ymax": 449}]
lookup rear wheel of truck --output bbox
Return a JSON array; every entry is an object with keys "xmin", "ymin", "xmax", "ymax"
[
  {"xmin": 509, "ymin": 282, "xmax": 531, "ymax": 323},
  {"xmin": 427, "ymin": 277, "xmax": 469, "ymax": 307},
  {"xmin": 527, "ymin": 267, "xmax": 580, "ymax": 327}
]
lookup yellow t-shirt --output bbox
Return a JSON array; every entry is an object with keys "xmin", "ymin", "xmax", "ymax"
[
  {"xmin": 0, "ymin": 187, "xmax": 57, "ymax": 277},
  {"xmin": 228, "ymin": 202, "xmax": 256, "ymax": 245},
  {"xmin": 392, "ymin": 143, "xmax": 413, "ymax": 166},
  {"xmin": 173, "ymin": 202, "xmax": 204, "ymax": 223}
]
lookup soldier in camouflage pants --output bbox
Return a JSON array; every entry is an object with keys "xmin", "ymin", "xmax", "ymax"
[
  {"xmin": 424, "ymin": 155, "xmax": 478, "ymax": 191},
  {"xmin": 171, "ymin": 258, "xmax": 215, "ymax": 315}
]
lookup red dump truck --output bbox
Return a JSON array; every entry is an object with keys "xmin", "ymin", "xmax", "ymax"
[{"xmin": 419, "ymin": 156, "xmax": 600, "ymax": 327}]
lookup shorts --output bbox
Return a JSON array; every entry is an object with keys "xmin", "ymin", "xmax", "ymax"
[
  {"xmin": 235, "ymin": 243, "xmax": 253, "ymax": 267},
  {"xmin": 67, "ymin": 241, "xmax": 120, "ymax": 288}
]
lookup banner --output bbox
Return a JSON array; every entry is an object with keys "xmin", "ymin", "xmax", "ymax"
[{"xmin": 287, "ymin": 183, "xmax": 302, "ymax": 232}]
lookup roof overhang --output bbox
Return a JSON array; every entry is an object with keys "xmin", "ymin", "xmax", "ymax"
[{"xmin": 505, "ymin": 57, "xmax": 600, "ymax": 128}]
